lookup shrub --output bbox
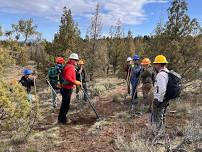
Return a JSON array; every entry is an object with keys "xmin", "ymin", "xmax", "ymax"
[{"xmin": 0, "ymin": 47, "xmax": 15, "ymax": 72}]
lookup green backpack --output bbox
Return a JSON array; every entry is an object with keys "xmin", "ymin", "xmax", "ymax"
[{"xmin": 48, "ymin": 65, "xmax": 63, "ymax": 89}]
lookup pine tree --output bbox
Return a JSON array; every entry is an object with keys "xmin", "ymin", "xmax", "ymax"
[
  {"xmin": 87, "ymin": 4, "xmax": 103, "ymax": 79},
  {"xmin": 148, "ymin": 0, "xmax": 202, "ymax": 85},
  {"xmin": 109, "ymin": 19, "xmax": 125, "ymax": 74},
  {"xmin": 52, "ymin": 7, "xmax": 80, "ymax": 57},
  {"xmin": 165, "ymin": 0, "xmax": 200, "ymax": 40},
  {"xmin": 125, "ymin": 30, "xmax": 135, "ymax": 57}
]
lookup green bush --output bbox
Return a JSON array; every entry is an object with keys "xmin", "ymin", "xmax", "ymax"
[
  {"xmin": 0, "ymin": 47, "xmax": 15, "ymax": 72},
  {"xmin": 0, "ymin": 47, "xmax": 40, "ymax": 146},
  {"xmin": 0, "ymin": 79, "xmax": 31, "ymax": 130}
]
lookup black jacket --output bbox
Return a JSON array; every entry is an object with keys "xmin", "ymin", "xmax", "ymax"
[
  {"xmin": 76, "ymin": 66, "xmax": 87, "ymax": 83},
  {"xmin": 19, "ymin": 76, "xmax": 34, "ymax": 93}
]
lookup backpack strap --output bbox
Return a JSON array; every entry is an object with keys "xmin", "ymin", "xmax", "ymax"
[{"xmin": 160, "ymin": 69, "xmax": 169, "ymax": 74}]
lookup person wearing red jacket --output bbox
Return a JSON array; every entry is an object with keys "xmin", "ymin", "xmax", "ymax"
[{"xmin": 58, "ymin": 53, "xmax": 81, "ymax": 124}]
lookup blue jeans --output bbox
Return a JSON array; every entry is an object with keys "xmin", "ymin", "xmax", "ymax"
[{"xmin": 131, "ymin": 83, "xmax": 138, "ymax": 105}]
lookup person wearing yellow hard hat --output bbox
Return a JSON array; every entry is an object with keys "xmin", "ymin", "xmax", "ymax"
[
  {"xmin": 151, "ymin": 55, "xmax": 169, "ymax": 133},
  {"xmin": 140, "ymin": 58, "xmax": 156, "ymax": 113},
  {"xmin": 75, "ymin": 59, "xmax": 88, "ymax": 102}
]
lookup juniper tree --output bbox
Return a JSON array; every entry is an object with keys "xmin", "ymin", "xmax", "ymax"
[{"xmin": 52, "ymin": 7, "xmax": 80, "ymax": 57}]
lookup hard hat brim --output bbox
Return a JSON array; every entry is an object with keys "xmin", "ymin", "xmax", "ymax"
[
  {"xmin": 153, "ymin": 61, "xmax": 168, "ymax": 64},
  {"xmin": 69, "ymin": 57, "xmax": 79, "ymax": 61},
  {"xmin": 127, "ymin": 60, "xmax": 132, "ymax": 62},
  {"xmin": 141, "ymin": 62, "xmax": 150, "ymax": 65}
]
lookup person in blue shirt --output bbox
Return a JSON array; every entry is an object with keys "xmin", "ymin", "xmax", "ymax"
[{"xmin": 130, "ymin": 55, "xmax": 142, "ymax": 106}]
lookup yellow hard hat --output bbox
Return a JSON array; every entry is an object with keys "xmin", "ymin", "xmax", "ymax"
[
  {"xmin": 78, "ymin": 60, "xmax": 84, "ymax": 65},
  {"xmin": 153, "ymin": 55, "xmax": 168, "ymax": 64},
  {"xmin": 141, "ymin": 58, "xmax": 151, "ymax": 65}
]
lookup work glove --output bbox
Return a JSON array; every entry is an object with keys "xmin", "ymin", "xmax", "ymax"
[{"xmin": 74, "ymin": 80, "xmax": 81, "ymax": 87}]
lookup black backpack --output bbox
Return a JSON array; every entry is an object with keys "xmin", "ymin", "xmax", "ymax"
[{"xmin": 163, "ymin": 70, "xmax": 182, "ymax": 100}]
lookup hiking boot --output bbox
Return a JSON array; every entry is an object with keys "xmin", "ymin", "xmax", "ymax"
[
  {"xmin": 57, "ymin": 121, "xmax": 65, "ymax": 125},
  {"xmin": 57, "ymin": 119, "xmax": 72, "ymax": 125}
]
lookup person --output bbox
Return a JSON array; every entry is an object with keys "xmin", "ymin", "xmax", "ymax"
[
  {"xmin": 19, "ymin": 69, "xmax": 34, "ymax": 102},
  {"xmin": 125, "ymin": 57, "xmax": 133, "ymax": 95},
  {"xmin": 58, "ymin": 53, "xmax": 81, "ymax": 125},
  {"xmin": 76, "ymin": 59, "xmax": 88, "ymax": 102},
  {"xmin": 125, "ymin": 57, "xmax": 133, "ymax": 78},
  {"xmin": 48, "ymin": 57, "xmax": 65, "ymax": 108},
  {"xmin": 152, "ymin": 55, "xmax": 169, "ymax": 133},
  {"xmin": 140, "ymin": 58, "xmax": 155, "ymax": 112},
  {"xmin": 130, "ymin": 55, "xmax": 142, "ymax": 106}
]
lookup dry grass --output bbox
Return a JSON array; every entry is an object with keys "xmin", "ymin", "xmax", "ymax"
[{"xmin": 115, "ymin": 130, "xmax": 152, "ymax": 152}]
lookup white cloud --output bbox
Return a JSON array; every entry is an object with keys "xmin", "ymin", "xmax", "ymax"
[{"xmin": 0, "ymin": 0, "xmax": 168, "ymax": 25}]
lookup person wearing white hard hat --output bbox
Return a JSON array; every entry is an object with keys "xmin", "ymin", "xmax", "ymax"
[
  {"xmin": 58, "ymin": 53, "xmax": 81, "ymax": 124},
  {"xmin": 125, "ymin": 57, "xmax": 134, "ymax": 95},
  {"xmin": 127, "ymin": 57, "xmax": 132, "ymax": 62}
]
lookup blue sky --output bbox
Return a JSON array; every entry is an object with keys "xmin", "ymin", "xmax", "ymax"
[{"xmin": 0, "ymin": 0, "xmax": 201, "ymax": 41}]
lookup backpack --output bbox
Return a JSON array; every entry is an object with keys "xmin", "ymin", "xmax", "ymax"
[
  {"xmin": 48, "ymin": 64, "xmax": 63, "ymax": 89},
  {"xmin": 163, "ymin": 70, "xmax": 182, "ymax": 100}
]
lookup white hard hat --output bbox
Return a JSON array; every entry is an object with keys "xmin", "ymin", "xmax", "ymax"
[
  {"xmin": 127, "ymin": 57, "xmax": 132, "ymax": 62},
  {"xmin": 69, "ymin": 53, "xmax": 79, "ymax": 60}
]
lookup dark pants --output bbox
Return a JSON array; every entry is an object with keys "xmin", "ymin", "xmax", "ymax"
[
  {"xmin": 131, "ymin": 84, "xmax": 138, "ymax": 105},
  {"xmin": 152, "ymin": 100, "xmax": 169, "ymax": 131},
  {"xmin": 82, "ymin": 82, "xmax": 88, "ymax": 101},
  {"xmin": 58, "ymin": 88, "xmax": 72, "ymax": 124}
]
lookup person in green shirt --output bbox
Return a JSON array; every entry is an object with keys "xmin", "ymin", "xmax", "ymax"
[{"xmin": 140, "ymin": 58, "xmax": 156, "ymax": 112}]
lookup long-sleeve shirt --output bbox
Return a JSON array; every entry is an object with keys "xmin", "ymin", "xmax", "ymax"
[
  {"xmin": 19, "ymin": 76, "xmax": 34, "ymax": 93},
  {"xmin": 130, "ymin": 64, "xmax": 141, "ymax": 87},
  {"xmin": 76, "ymin": 66, "xmax": 87, "ymax": 83},
  {"xmin": 125, "ymin": 64, "xmax": 134, "ymax": 80},
  {"xmin": 154, "ymin": 67, "xmax": 169, "ymax": 102},
  {"xmin": 62, "ymin": 60, "xmax": 76, "ymax": 89},
  {"xmin": 141, "ymin": 66, "xmax": 156, "ymax": 85}
]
